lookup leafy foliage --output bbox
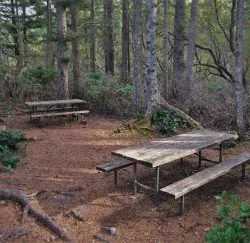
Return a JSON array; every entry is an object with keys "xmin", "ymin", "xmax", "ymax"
[
  {"xmin": 205, "ymin": 191, "xmax": 250, "ymax": 243},
  {"xmin": 85, "ymin": 72, "xmax": 134, "ymax": 117},
  {"xmin": 151, "ymin": 109, "xmax": 187, "ymax": 135},
  {"xmin": 0, "ymin": 130, "xmax": 25, "ymax": 170}
]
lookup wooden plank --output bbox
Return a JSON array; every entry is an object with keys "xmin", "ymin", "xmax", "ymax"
[
  {"xmin": 112, "ymin": 130, "xmax": 238, "ymax": 167},
  {"xmin": 25, "ymin": 99, "xmax": 86, "ymax": 107},
  {"xmin": 31, "ymin": 110, "xmax": 89, "ymax": 118},
  {"xmin": 96, "ymin": 158, "xmax": 133, "ymax": 172},
  {"xmin": 160, "ymin": 153, "xmax": 250, "ymax": 199}
]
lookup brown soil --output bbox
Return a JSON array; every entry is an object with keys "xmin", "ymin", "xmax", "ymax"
[{"xmin": 0, "ymin": 115, "xmax": 249, "ymax": 242}]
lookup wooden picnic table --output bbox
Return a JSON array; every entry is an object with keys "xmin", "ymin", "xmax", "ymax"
[
  {"xmin": 112, "ymin": 129, "xmax": 238, "ymax": 205},
  {"xmin": 25, "ymin": 99, "xmax": 88, "ymax": 124},
  {"xmin": 25, "ymin": 99, "xmax": 86, "ymax": 113}
]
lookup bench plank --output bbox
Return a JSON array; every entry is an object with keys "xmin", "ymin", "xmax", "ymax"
[
  {"xmin": 160, "ymin": 153, "xmax": 250, "ymax": 199},
  {"xmin": 96, "ymin": 158, "xmax": 133, "ymax": 172},
  {"xmin": 31, "ymin": 110, "xmax": 90, "ymax": 118}
]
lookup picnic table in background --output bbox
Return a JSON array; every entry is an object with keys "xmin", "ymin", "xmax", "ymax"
[{"xmin": 25, "ymin": 99, "xmax": 89, "ymax": 124}]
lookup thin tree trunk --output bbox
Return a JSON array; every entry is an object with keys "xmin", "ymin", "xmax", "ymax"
[
  {"xmin": 71, "ymin": 3, "xmax": 81, "ymax": 98},
  {"xmin": 183, "ymin": 0, "xmax": 199, "ymax": 112},
  {"xmin": 45, "ymin": 0, "xmax": 53, "ymax": 67},
  {"xmin": 56, "ymin": 3, "xmax": 69, "ymax": 99},
  {"xmin": 90, "ymin": 0, "xmax": 96, "ymax": 73},
  {"xmin": 173, "ymin": 0, "xmax": 186, "ymax": 84},
  {"xmin": 21, "ymin": 0, "xmax": 27, "ymax": 65},
  {"xmin": 133, "ymin": 0, "xmax": 142, "ymax": 107},
  {"xmin": 162, "ymin": 0, "xmax": 169, "ymax": 99},
  {"xmin": 235, "ymin": 0, "xmax": 246, "ymax": 139},
  {"xmin": 104, "ymin": 0, "xmax": 114, "ymax": 74},
  {"xmin": 121, "ymin": 0, "xmax": 130, "ymax": 83}
]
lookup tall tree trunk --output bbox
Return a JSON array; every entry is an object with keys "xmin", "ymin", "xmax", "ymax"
[
  {"xmin": 173, "ymin": 0, "xmax": 186, "ymax": 85},
  {"xmin": 56, "ymin": 3, "xmax": 69, "ymax": 99},
  {"xmin": 145, "ymin": 0, "xmax": 159, "ymax": 115},
  {"xmin": 45, "ymin": 0, "xmax": 53, "ymax": 67},
  {"xmin": 71, "ymin": 3, "xmax": 81, "ymax": 99},
  {"xmin": 121, "ymin": 0, "xmax": 130, "ymax": 83},
  {"xmin": 21, "ymin": 0, "xmax": 27, "ymax": 65},
  {"xmin": 104, "ymin": 0, "xmax": 114, "ymax": 74},
  {"xmin": 133, "ymin": 0, "xmax": 142, "ymax": 107},
  {"xmin": 235, "ymin": 0, "xmax": 246, "ymax": 139},
  {"xmin": 90, "ymin": 0, "xmax": 96, "ymax": 72},
  {"xmin": 162, "ymin": 0, "xmax": 169, "ymax": 99},
  {"xmin": 183, "ymin": 0, "xmax": 199, "ymax": 112}
]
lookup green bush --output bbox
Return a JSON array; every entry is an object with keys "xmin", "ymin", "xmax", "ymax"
[
  {"xmin": 84, "ymin": 72, "xmax": 134, "ymax": 117},
  {"xmin": 23, "ymin": 66, "xmax": 57, "ymax": 86},
  {"xmin": 0, "ymin": 130, "xmax": 25, "ymax": 148},
  {"xmin": 205, "ymin": 191, "xmax": 250, "ymax": 243},
  {"xmin": 0, "ymin": 130, "xmax": 25, "ymax": 170},
  {"xmin": 151, "ymin": 109, "xmax": 186, "ymax": 135}
]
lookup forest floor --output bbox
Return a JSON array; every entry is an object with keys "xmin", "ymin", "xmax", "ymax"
[{"xmin": 0, "ymin": 114, "xmax": 249, "ymax": 242}]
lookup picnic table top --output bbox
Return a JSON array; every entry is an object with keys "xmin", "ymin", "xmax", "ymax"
[
  {"xmin": 112, "ymin": 129, "xmax": 238, "ymax": 168},
  {"xmin": 25, "ymin": 99, "xmax": 86, "ymax": 107}
]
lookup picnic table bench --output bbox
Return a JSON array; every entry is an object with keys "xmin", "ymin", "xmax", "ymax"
[{"xmin": 160, "ymin": 152, "xmax": 250, "ymax": 213}]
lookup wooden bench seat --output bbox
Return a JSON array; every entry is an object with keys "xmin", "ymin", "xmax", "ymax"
[
  {"xmin": 31, "ymin": 110, "xmax": 90, "ymax": 124},
  {"xmin": 96, "ymin": 158, "xmax": 133, "ymax": 186},
  {"xmin": 160, "ymin": 153, "xmax": 250, "ymax": 213}
]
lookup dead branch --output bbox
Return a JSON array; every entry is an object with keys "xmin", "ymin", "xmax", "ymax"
[{"xmin": 0, "ymin": 189, "xmax": 71, "ymax": 242}]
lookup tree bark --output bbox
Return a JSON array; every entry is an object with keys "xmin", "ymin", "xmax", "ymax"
[
  {"xmin": 133, "ymin": 0, "xmax": 142, "ymax": 107},
  {"xmin": 90, "ymin": 0, "xmax": 96, "ymax": 73},
  {"xmin": 173, "ymin": 0, "xmax": 186, "ymax": 84},
  {"xmin": 104, "ymin": 0, "xmax": 114, "ymax": 74},
  {"xmin": 162, "ymin": 0, "xmax": 169, "ymax": 99},
  {"xmin": 57, "ymin": 3, "xmax": 69, "ymax": 99},
  {"xmin": 235, "ymin": 0, "xmax": 246, "ymax": 139},
  {"xmin": 121, "ymin": 0, "xmax": 130, "ymax": 83},
  {"xmin": 45, "ymin": 0, "xmax": 54, "ymax": 67},
  {"xmin": 70, "ymin": 3, "xmax": 81, "ymax": 99},
  {"xmin": 183, "ymin": 0, "xmax": 199, "ymax": 112}
]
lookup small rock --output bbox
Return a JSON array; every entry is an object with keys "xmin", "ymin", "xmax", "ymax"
[
  {"xmin": 101, "ymin": 226, "xmax": 116, "ymax": 236},
  {"xmin": 194, "ymin": 232, "xmax": 199, "ymax": 235},
  {"xmin": 204, "ymin": 227, "xmax": 210, "ymax": 232}
]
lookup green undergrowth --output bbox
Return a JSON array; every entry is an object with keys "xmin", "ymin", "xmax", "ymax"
[
  {"xmin": 205, "ymin": 191, "xmax": 250, "ymax": 243},
  {"xmin": 0, "ymin": 130, "xmax": 25, "ymax": 170}
]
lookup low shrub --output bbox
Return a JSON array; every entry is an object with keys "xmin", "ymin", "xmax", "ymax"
[
  {"xmin": 0, "ymin": 130, "xmax": 25, "ymax": 170},
  {"xmin": 205, "ymin": 191, "xmax": 250, "ymax": 243},
  {"xmin": 84, "ymin": 72, "xmax": 134, "ymax": 118},
  {"xmin": 151, "ymin": 109, "xmax": 188, "ymax": 135}
]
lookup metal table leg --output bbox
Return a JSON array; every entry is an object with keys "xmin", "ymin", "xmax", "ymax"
[
  {"xmin": 133, "ymin": 162, "xmax": 137, "ymax": 194},
  {"xmin": 155, "ymin": 167, "xmax": 160, "ymax": 206}
]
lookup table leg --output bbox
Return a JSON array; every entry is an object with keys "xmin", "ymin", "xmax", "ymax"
[
  {"xmin": 155, "ymin": 167, "xmax": 160, "ymax": 206},
  {"xmin": 219, "ymin": 144, "xmax": 223, "ymax": 163},
  {"xmin": 133, "ymin": 162, "xmax": 137, "ymax": 194},
  {"xmin": 198, "ymin": 151, "xmax": 202, "ymax": 168}
]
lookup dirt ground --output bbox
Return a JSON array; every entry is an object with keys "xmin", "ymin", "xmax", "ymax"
[{"xmin": 0, "ymin": 115, "xmax": 249, "ymax": 242}]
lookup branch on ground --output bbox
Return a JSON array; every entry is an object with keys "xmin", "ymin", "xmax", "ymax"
[{"xmin": 0, "ymin": 189, "xmax": 71, "ymax": 242}]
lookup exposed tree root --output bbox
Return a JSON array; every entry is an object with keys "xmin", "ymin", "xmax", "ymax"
[
  {"xmin": 0, "ymin": 228, "xmax": 27, "ymax": 242},
  {"xmin": 0, "ymin": 189, "xmax": 71, "ymax": 242},
  {"xmin": 152, "ymin": 95, "xmax": 203, "ymax": 129}
]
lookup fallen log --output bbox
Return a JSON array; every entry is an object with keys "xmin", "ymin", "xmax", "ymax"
[{"xmin": 0, "ymin": 189, "xmax": 71, "ymax": 242}]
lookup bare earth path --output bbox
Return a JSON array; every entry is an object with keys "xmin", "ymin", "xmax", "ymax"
[{"xmin": 0, "ymin": 115, "xmax": 249, "ymax": 242}]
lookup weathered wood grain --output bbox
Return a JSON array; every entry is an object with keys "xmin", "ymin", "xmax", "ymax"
[
  {"xmin": 25, "ymin": 99, "xmax": 86, "ymax": 107},
  {"xmin": 113, "ymin": 130, "xmax": 238, "ymax": 167},
  {"xmin": 31, "ymin": 110, "xmax": 89, "ymax": 118},
  {"xmin": 96, "ymin": 158, "xmax": 133, "ymax": 172},
  {"xmin": 160, "ymin": 153, "xmax": 250, "ymax": 198}
]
